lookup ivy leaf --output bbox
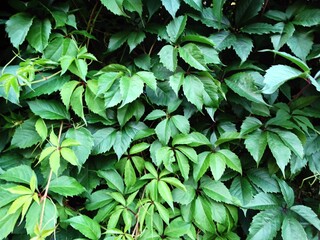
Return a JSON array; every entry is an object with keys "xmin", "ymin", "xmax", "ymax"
[
  {"xmin": 290, "ymin": 205, "xmax": 320, "ymax": 231},
  {"xmin": 183, "ymin": 75, "xmax": 204, "ymax": 111},
  {"xmin": 230, "ymin": 176, "xmax": 253, "ymax": 206},
  {"xmin": 262, "ymin": 65, "xmax": 304, "ymax": 94},
  {"xmin": 100, "ymin": 0, "xmax": 128, "ymax": 17},
  {"xmin": 28, "ymin": 99, "xmax": 70, "ymax": 120},
  {"xmin": 161, "ymin": 0, "xmax": 180, "ymax": 18},
  {"xmin": 127, "ymin": 31, "xmax": 145, "ymax": 52},
  {"xmin": 113, "ymin": 129, "xmax": 132, "ymax": 159},
  {"xmin": 120, "ymin": 75, "xmax": 144, "ymax": 106},
  {"xmin": 245, "ymin": 192, "xmax": 280, "ymax": 210},
  {"xmin": 247, "ymin": 168, "xmax": 280, "ymax": 193},
  {"xmin": 247, "ymin": 209, "xmax": 282, "ymax": 240},
  {"xmin": 209, "ymin": 31, "xmax": 236, "ymax": 51},
  {"xmin": 104, "ymin": 81, "xmax": 122, "ymax": 108},
  {"xmin": 232, "ymin": 34, "xmax": 254, "ymax": 63},
  {"xmin": 60, "ymin": 80, "xmax": 79, "ymax": 109},
  {"xmin": 92, "ymin": 128, "xmax": 117, "ymax": 155},
  {"xmin": 201, "ymin": 177, "xmax": 233, "ymax": 204},
  {"xmin": 172, "ymin": 184, "xmax": 195, "ymax": 205},
  {"xmin": 50, "ymin": 176, "xmax": 85, "ymax": 196},
  {"xmin": 158, "ymin": 45, "xmax": 178, "ymax": 72},
  {"xmin": 244, "ymin": 129, "xmax": 268, "ymax": 164},
  {"xmin": 26, "ymin": 18, "xmax": 51, "ymax": 52},
  {"xmin": 66, "ymin": 215, "xmax": 101, "ymax": 240},
  {"xmin": 179, "ymin": 43, "xmax": 207, "ymax": 71},
  {"xmin": 61, "ymin": 148, "xmax": 79, "ymax": 166},
  {"xmin": 166, "ymin": 15, "xmax": 187, "ymax": 43},
  {"xmin": 226, "ymin": 72, "xmax": 267, "ymax": 105},
  {"xmin": 293, "ymin": 8, "xmax": 320, "ymax": 27},
  {"xmin": 241, "ymin": 23, "xmax": 282, "ymax": 35},
  {"xmin": 287, "ymin": 30, "xmax": 313, "ymax": 61},
  {"xmin": 235, "ymin": 0, "xmax": 264, "ymax": 26},
  {"xmin": 11, "ymin": 118, "xmax": 42, "ymax": 149},
  {"xmin": 281, "ymin": 216, "xmax": 307, "ymax": 240},
  {"xmin": 5, "ymin": 12, "xmax": 34, "ymax": 48},
  {"xmin": 271, "ymin": 22, "xmax": 295, "ymax": 51}
]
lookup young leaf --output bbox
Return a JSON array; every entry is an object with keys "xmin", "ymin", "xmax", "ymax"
[
  {"xmin": 50, "ymin": 176, "xmax": 85, "ymax": 196},
  {"xmin": 35, "ymin": 118, "xmax": 47, "ymax": 141},
  {"xmin": 166, "ymin": 15, "xmax": 187, "ymax": 43},
  {"xmin": 66, "ymin": 215, "xmax": 101, "ymax": 240},
  {"xmin": 247, "ymin": 209, "xmax": 282, "ymax": 240},
  {"xmin": 26, "ymin": 18, "xmax": 51, "ymax": 52},
  {"xmin": 281, "ymin": 216, "xmax": 307, "ymax": 240},
  {"xmin": 28, "ymin": 99, "xmax": 70, "ymax": 120},
  {"xmin": 158, "ymin": 45, "xmax": 178, "ymax": 72},
  {"xmin": 5, "ymin": 12, "xmax": 34, "ymax": 48},
  {"xmin": 61, "ymin": 147, "xmax": 79, "ymax": 166},
  {"xmin": 262, "ymin": 65, "xmax": 304, "ymax": 94}
]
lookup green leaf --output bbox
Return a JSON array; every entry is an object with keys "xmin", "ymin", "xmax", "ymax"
[
  {"xmin": 245, "ymin": 192, "xmax": 279, "ymax": 210},
  {"xmin": 267, "ymin": 132, "xmax": 291, "ymax": 176},
  {"xmin": 26, "ymin": 18, "xmax": 51, "ymax": 52},
  {"xmin": 50, "ymin": 176, "xmax": 85, "ymax": 196},
  {"xmin": 190, "ymin": 8, "xmax": 230, "ymax": 29},
  {"xmin": 158, "ymin": 45, "xmax": 178, "ymax": 72},
  {"xmin": 166, "ymin": 15, "xmax": 187, "ymax": 43},
  {"xmin": 145, "ymin": 109, "xmax": 166, "ymax": 120},
  {"xmin": 161, "ymin": 0, "xmax": 180, "ymax": 17},
  {"xmin": 0, "ymin": 206, "xmax": 21, "ymax": 239},
  {"xmin": 193, "ymin": 196, "xmax": 215, "ymax": 232},
  {"xmin": 104, "ymin": 81, "xmax": 122, "ymax": 108},
  {"xmin": 70, "ymin": 86, "xmax": 85, "ymax": 121},
  {"xmin": 11, "ymin": 118, "xmax": 42, "ymax": 149},
  {"xmin": 209, "ymin": 31, "xmax": 236, "ymax": 51},
  {"xmin": 100, "ymin": 0, "xmax": 128, "ymax": 17},
  {"xmin": 86, "ymin": 190, "xmax": 113, "ymax": 210},
  {"xmin": 154, "ymin": 201, "xmax": 169, "ymax": 224},
  {"xmin": 183, "ymin": 75, "xmax": 204, "ymax": 110},
  {"xmin": 171, "ymin": 115, "xmax": 190, "ymax": 134},
  {"xmin": 271, "ymin": 22, "xmax": 295, "ymax": 51},
  {"xmin": 230, "ymin": 176, "xmax": 253, "ymax": 206},
  {"xmin": 164, "ymin": 217, "xmax": 190, "ymax": 237},
  {"xmin": 66, "ymin": 215, "xmax": 101, "ymax": 240},
  {"xmin": 28, "ymin": 99, "xmax": 70, "ymax": 120},
  {"xmin": 293, "ymin": 8, "xmax": 320, "ymax": 27},
  {"xmin": 92, "ymin": 128, "xmax": 117, "ymax": 154},
  {"xmin": 158, "ymin": 180, "xmax": 174, "ymax": 210},
  {"xmin": 183, "ymin": 0, "xmax": 202, "ymax": 11},
  {"xmin": 244, "ymin": 130, "xmax": 267, "ymax": 164},
  {"xmin": 179, "ymin": 43, "xmax": 207, "ymax": 71},
  {"xmin": 107, "ymin": 31, "xmax": 129, "ymax": 52},
  {"xmin": 35, "ymin": 118, "xmax": 47, "ymax": 141},
  {"xmin": 247, "ymin": 209, "xmax": 282, "ymax": 240},
  {"xmin": 0, "ymin": 165, "xmax": 34, "ymax": 185},
  {"xmin": 61, "ymin": 147, "xmax": 79, "ymax": 166},
  {"xmin": 281, "ymin": 216, "xmax": 307, "ymax": 240},
  {"xmin": 276, "ymin": 178, "xmax": 294, "ymax": 207},
  {"xmin": 173, "ymin": 132, "xmax": 211, "ymax": 147},
  {"xmin": 120, "ymin": 75, "xmax": 144, "ymax": 106},
  {"xmin": 135, "ymin": 71, "xmax": 157, "ymax": 92},
  {"xmin": 123, "ymin": 0, "xmax": 143, "ymax": 16},
  {"xmin": 176, "ymin": 146, "xmax": 198, "ymax": 163},
  {"xmin": 287, "ymin": 30, "xmax": 313, "ymax": 61},
  {"xmin": 209, "ymin": 152, "xmax": 226, "ymax": 181},
  {"xmin": 155, "ymin": 119, "xmax": 171, "ymax": 145},
  {"xmin": 175, "ymin": 150, "xmax": 190, "ymax": 180},
  {"xmin": 247, "ymin": 168, "xmax": 280, "ymax": 193},
  {"xmin": 232, "ymin": 34, "xmax": 254, "ymax": 63},
  {"xmin": 262, "ymin": 65, "xmax": 304, "ymax": 94},
  {"xmin": 98, "ymin": 170, "xmax": 124, "ymax": 193},
  {"xmin": 265, "ymin": 10, "xmax": 287, "ymax": 21},
  {"xmin": 212, "ymin": 0, "xmax": 226, "ymax": 29},
  {"xmin": 127, "ymin": 31, "xmax": 146, "ymax": 52},
  {"xmin": 218, "ymin": 149, "xmax": 242, "ymax": 174},
  {"xmin": 201, "ymin": 178, "xmax": 233, "ymax": 203},
  {"xmin": 276, "ymin": 130, "xmax": 304, "ymax": 159},
  {"xmin": 235, "ymin": 0, "xmax": 264, "ymax": 26},
  {"xmin": 226, "ymin": 72, "xmax": 267, "ymax": 105},
  {"xmin": 113, "ymin": 129, "xmax": 133, "ymax": 159},
  {"xmin": 290, "ymin": 205, "xmax": 320, "ymax": 231},
  {"xmin": 5, "ymin": 12, "xmax": 34, "ymax": 48},
  {"xmin": 240, "ymin": 117, "xmax": 262, "ymax": 136},
  {"xmin": 241, "ymin": 23, "xmax": 282, "ymax": 35},
  {"xmin": 124, "ymin": 160, "xmax": 136, "ymax": 187},
  {"xmin": 169, "ymin": 72, "xmax": 184, "ymax": 95},
  {"xmin": 85, "ymin": 80, "xmax": 107, "ymax": 117}
]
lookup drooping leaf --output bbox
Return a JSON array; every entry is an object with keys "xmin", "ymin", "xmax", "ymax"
[
  {"xmin": 5, "ymin": 12, "xmax": 34, "ymax": 48},
  {"xmin": 50, "ymin": 176, "xmax": 85, "ymax": 196},
  {"xmin": 26, "ymin": 18, "xmax": 51, "ymax": 52},
  {"xmin": 66, "ymin": 215, "xmax": 101, "ymax": 240},
  {"xmin": 28, "ymin": 99, "xmax": 70, "ymax": 120},
  {"xmin": 262, "ymin": 65, "xmax": 304, "ymax": 94}
]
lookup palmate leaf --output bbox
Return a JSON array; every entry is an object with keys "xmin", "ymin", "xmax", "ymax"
[
  {"xmin": 66, "ymin": 215, "xmax": 101, "ymax": 240},
  {"xmin": 26, "ymin": 18, "xmax": 51, "ymax": 52},
  {"xmin": 5, "ymin": 12, "xmax": 34, "ymax": 48},
  {"xmin": 247, "ymin": 209, "xmax": 282, "ymax": 240}
]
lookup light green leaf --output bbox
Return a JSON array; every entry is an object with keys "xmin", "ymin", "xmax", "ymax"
[
  {"xmin": 176, "ymin": 146, "xmax": 198, "ymax": 163},
  {"xmin": 0, "ymin": 206, "xmax": 21, "ymax": 239},
  {"xmin": 161, "ymin": 0, "xmax": 180, "ymax": 17},
  {"xmin": 145, "ymin": 109, "xmax": 166, "ymax": 120},
  {"xmin": 66, "ymin": 215, "xmax": 101, "ymax": 240},
  {"xmin": 183, "ymin": 0, "xmax": 202, "ymax": 11},
  {"xmin": 0, "ymin": 165, "xmax": 34, "ymax": 185},
  {"xmin": 104, "ymin": 81, "xmax": 122, "ymax": 108},
  {"xmin": 164, "ymin": 217, "xmax": 190, "ymax": 237},
  {"xmin": 267, "ymin": 132, "xmax": 291, "ymax": 176},
  {"xmin": 173, "ymin": 132, "xmax": 211, "ymax": 147},
  {"xmin": 201, "ymin": 178, "xmax": 233, "ymax": 203},
  {"xmin": 50, "ymin": 176, "xmax": 85, "ymax": 196},
  {"xmin": 290, "ymin": 205, "xmax": 320, "ymax": 231},
  {"xmin": 247, "ymin": 209, "xmax": 282, "ymax": 240},
  {"xmin": 166, "ymin": 15, "xmax": 187, "ymax": 43},
  {"xmin": 172, "ymin": 184, "xmax": 195, "ymax": 205},
  {"xmin": 158, "ymin": 45, "xmax": 178, "ymax": 72},
  {"xmin": 35, "ymin": 118, "xmax": 47, "ymax": 141},
  {"xmin": 26, "ymin": 18, "xmax": 51, "ymax": 52},
  {"xmin": 281, "ymin": 216, "xmax": 307, "ymax": 240},
  {"xmin": 28, "ymin": 99, "xmax": 70, "ymax": 120},
  {"xmin": 287, "ymin": 30, "xmax": 313, "ymax": 61},
  {"xmin": 100, "ymin": 0, "xmax": 128, "ymax": 17},
  {"xmin": 218, "ymin": 149, "xmax": 242, "ymax": 174},
  {"xmin": 154, "ymin": 201, "xmax": 169, "ymax": 224},
  {"xmin": 209, "ymin": 152, "xmax": 226, "ymax": 181},
  {"xmin": 11, "ymin": 118, "xmax": 42, "ymax": 149},
  {"xmin": 136, "ymin": 71, "xmax": 157, "ymax": 91},
  {"xmin": 235, "ymin": 0, "xmax": 264, "ymax": 26},
  {"xmin": 60, "ymin": 80, "xmax": 79, "ymax": 109},
  {"xmin": 155, "ymin": 119, "xmax": 171, "ymax": 145},
  {"xmin": 158, "ymin": 180, "xmax": 174, "ymax": 210},
  {"xmin": 226, "ymin": 72, "xmax": 267, "ymax": 105},
  {"xmin": 262, "ymin": 65, "xmax": 304, "ymax": 94},
  {"xmin": 127, "ymin": 31, "xmax": 146, "ymax": 52},
  {"xmin": 169, "ymin": 72, "xmax": 184, "ymax": 95},
  {"xmin": 86, "ymin": 190, "xmax": 113, "ymax": 210},
  {"xmin": 179, "ymin": 43, "xmax": 207, "ymax": 71},
  {"xmin": 120, "ymin": 75, "xmax": 144, "ymax": 106},
  {"xmin": 244, "ymin": 130, "xmax": 267, "ymax": 164},
  {"xmin": 194, "ymin": 196, "xmax": 215, "ymax": 232},
  {"xmin": 113, "ymin": 129, "xmax": 133, "ymax": 159},
  {"xmin": 175, "ymin": 150, "xmax": 190, "ymax": 180},
  {"xmin": 171, "ymin": 115, "xmax": 190, "ymax": 134},
  {"xmin": 124, "ymin": 160, "xmax": 136, "ymax": 187},
  {"xmin": 183, "ymin": 75, "xmax": 204, "ymax": 110},
  {"xmin": 49, "ymin": 149, "xmax": 60, "ymax": 175},
  {"xmin": 5, "ymin": 12, "xmax": 34, "ymax": 48},
  {"xmin": 232, "ymin": 34, "xmax": 254, "ymax": 63},
  {"xmin": 70, "ymin": 85, "xmax": 85, "ymax": 121},
  {"xmin": 230, "ymin": 176, "xmax": 253, "ymax": 206}
]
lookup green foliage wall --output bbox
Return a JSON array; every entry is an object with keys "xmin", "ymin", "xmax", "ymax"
[{"xmin": 0, "ymin": 0, "xmax": 320, "ymax": 239}]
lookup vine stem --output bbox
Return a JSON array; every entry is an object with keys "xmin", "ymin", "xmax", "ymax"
[{"xmin": 38, "ymin": 121, "xmax": 64, "ymax": 231}]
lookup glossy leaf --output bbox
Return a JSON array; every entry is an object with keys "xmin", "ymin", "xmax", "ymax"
[
  {"xmin": 50, "ymin": 176, "xmax": 85, "ymax": 196},
  {"xmin": 28, "ymin": 99, "xmax": 70, "ymax": 120}
]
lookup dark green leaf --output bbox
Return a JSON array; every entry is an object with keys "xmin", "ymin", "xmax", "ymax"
[
  {"xmin": 241, "ymin": 23, "xmax": 282, "ymax": 35},
  {"xmin": 244, "ymin": 130, "xmax": 267, "ymax": 164},
  {"xmin": 293, "ymin": 8, "xmax": 320, "ymax": 27},
  {"xmin": 183, "ymin": 0, "xmax": 202, "ymax": 11},
  {"xmin": 276, "ymin": 178, "xmax": 294, "ymax": 207},
  {"xmin": 28, "ymin": 99, "xmax": 70, "ymax": 120},
  {"xmin": 230, "ymin": 176, "xmax": 253, "ymax": 206},
  {"xmin": 287, "ymin": 30, "xmax": 313, "ymax": 61},
  {"xmin": 281, "ymin": 216, "xmax": 307, "ymax": 240},
  {"xmin": 98, "ymin": 169, "xmax": 124, "ymax": 193},
  {"xmin": 235, "ymin": 0, "xmax": 264, "ymax": 26},
  {"xmin": 245, "ymin": 192, "xmax": 280, "ymax": 210},
  {"xmin": 11, "ymin": 118, "xmax": 42, "ymax": 148},
  {"xmin": 100, "ymin": 0, "xmax": 128, "ymax": 17},
  {"xmin": 247, "ymin": 168, "xmax": 280, "ymax": 193},
  {"xmin": 92, "ymin": 128, "xmax": 117, "ymax": 154},
  {"xmin": 240, "ymin": 117, "xmax": 262, "ymax": 135},
  {"xmin": 127, "ymin": 31, "xmax": 146, "ymax": 52},
  {"xmin": 232, "ymin": 34, "xmax": 253, "ymax": 63},
  {"xmin": 270, "ymin": 22, "xmax": 295, "ymax": 51}
]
